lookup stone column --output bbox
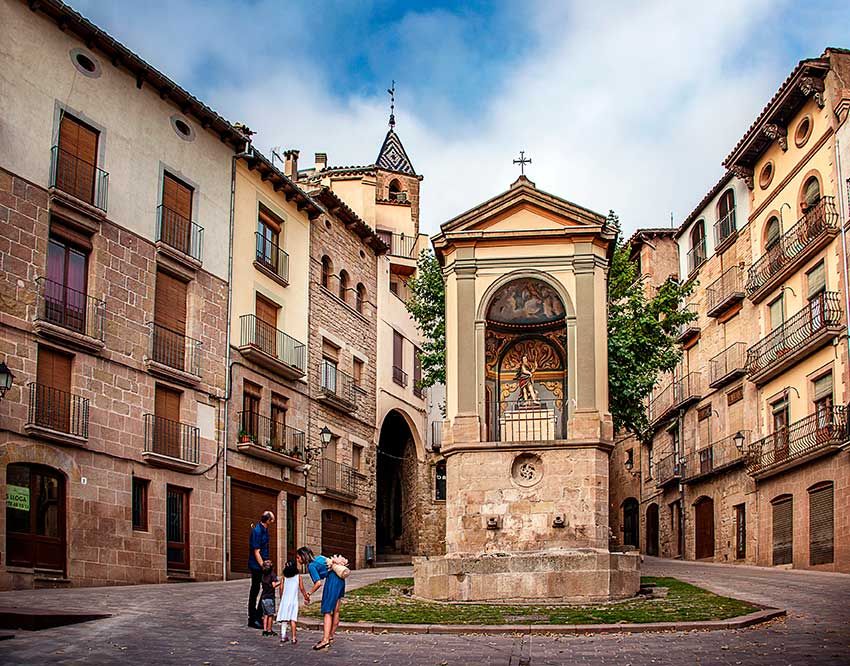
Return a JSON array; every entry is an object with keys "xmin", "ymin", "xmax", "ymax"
[{"xmin": 571, "ymin": 249, "xmax": 601, "ymax": 440}]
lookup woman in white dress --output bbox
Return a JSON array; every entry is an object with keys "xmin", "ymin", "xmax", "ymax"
[{"xmin": 277, "ymin": 559, "xmax": 308, "ymax": 644}]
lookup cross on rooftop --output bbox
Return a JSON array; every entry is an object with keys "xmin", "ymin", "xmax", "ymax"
[
  {"xmin": 387, "ymin": 80, "xmax": 396, "ymax": 130},
  {"xmin": 513, "ymin": 150, "xmax": 531, "ymax": 175}
]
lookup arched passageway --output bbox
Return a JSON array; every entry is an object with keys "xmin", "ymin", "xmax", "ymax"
[
  {"xmin": 376, "ymin": 409, "xmax": 418, "ymax": 559},
  {"xmin": 646, "ymin": 502, "xmax": 660, "ymax": 556}
]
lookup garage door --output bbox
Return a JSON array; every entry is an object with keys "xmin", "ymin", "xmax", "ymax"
[
  {"xmin": 231, "ymin": 481, "xmax": 278, "ymax": 575},
  {"xmin": 321, "ymin": 510, "xmax": 356, "ymax": 569}
]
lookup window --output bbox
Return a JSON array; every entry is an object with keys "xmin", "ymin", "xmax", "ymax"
[
  {"xmin": 132, "ymin": 477, "xmax": 149, "ymax": 531},
  {"xmin": 160, "ymin": 173, "xmax": 194, "ymax": 256},
  {"xmin": 6, "ymin": 463, "xmax": 66, "ymax": 570},
  {"xmin": 271, "ymin": 396, "xmax": 287, "ymax": 452},
  {"xmin": 771, "ymin": 396, "xmax": 790, "ymax": 462},
  {"xmin": 813, "ymin": 373, "xmax": 833, "ymax": 427},
  {"xmin": 256, "ymin": 205, "xmax": 283, "ymax": 274},
  {"xmin": 716, "ymin": 189, "xmax": 736, "ymax": 243},
  {"xmin": 794, "ymin": 116, "xmax": 812, "ymax": 148},
  {"xmin": 392, "ymin": 330, "xmax": 405, "ymax": 386},
  {"xmin": 435, "ymin": 460, "xmax": 446, "ymax": 501},
  {"xmin": 254, "ymin": 294, "xmax": 280, "ymax": 356},
  {"xmin": 801, "ymin": 176, "xmax": 821, "ymax": 213},
  {"xmin": 768, "ymin": 294, "xmax": 785, "ymax": 331},
  {"xmin": 35, "ymin": 345, "xmax": 73, "ymax": 433},
  {"xmin": 688, "ymin": 221, "xmax": 706, "ymax": 274},
  {"xmin": 355, "ymin": 283, "xmax": 366, "ymax": 314},
  {"xmin": 647, "ymin": 443, "xmax": 654, "ymax": 479},
  {"xmin": 321, "ymin": 256, "xmax": 332, "ymax": 289},
  {"xmin": 166, "ymin": 486, "xmax": 190, "ymax": 571},
  {"xmin": 808, "ymin": 482, "xmax": 834, "ymax": 565},
  {"xmin": 625, "ymin": 448, "xmax": 634, "ymax": 469},
  {"xmin": 352, "ymin": 357, "xmax": 363, "ymax": 387},
  {"xmin": 413, "ymin": 347, "xmax": 423, "ymax": 397},
  {"xmin": 670, "ymin": 425, "xmax": 680, "ymax": 456},
  {"xmin": 352, "ymin": 443, "xmax": 363, "ymax": 471},
  {"xmin": 56, "ymin": 113, "xmax": 99, "ymax": 204},
  {"xmin": 321, "ymin": 357, "xmax": 338, "ymax": 393},
  {"xmin": 154, "ymin": 384, "xmax": 182, "ymax": 458},
  {"xmin": 759, "ymin": 161, "xmax": 774, "ymax": 190},
  {"xmin": 806, "ymin": 261, "xmax": 826, "ymax": 299},
  {"xmin": 771, "ymin": 495, "xmax": 793, "ymax": 565},
  {"xmin": 338, "ymin": 270, "xmax": 349, "ymax": 302},
  {"xmin": 46, "ymin": 231, "xmax": 90, "ymax": 333},
  {"xmin": 389, "ymin": 277, "xmax": 400, "ymax": 296},
  {"xmin": 765, "ymin": 216, "xmax": 781, "ymax": 251},
  {"xmin": 242, "ymin": 381, "xmax": 261, "ymax": 441},
  {"xmin": 734, "ymin": 503, "xmax": 746, "ymax": 560},
  {"xmin": 153, "ymin": 269, "xmax": 188, "ymax": 370}
]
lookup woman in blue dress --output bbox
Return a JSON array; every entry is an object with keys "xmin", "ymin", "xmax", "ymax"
[{"xmin": 297, "ymin": 546, "xmax": 345, "ymax": 651}]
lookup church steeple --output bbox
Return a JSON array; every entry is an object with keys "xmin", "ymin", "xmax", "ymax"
[{"xmin": 376, "ymin": 81, "xmax": 416, "ymax": 175}]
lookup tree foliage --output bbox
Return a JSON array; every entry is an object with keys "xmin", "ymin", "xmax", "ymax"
[
  {"xmin": 607, "ymin": 212, "xmax": 696, "ymax": 441},
  {"xmin": 405, "ymin": 249, "xmax": 446, "ymax": 388}
]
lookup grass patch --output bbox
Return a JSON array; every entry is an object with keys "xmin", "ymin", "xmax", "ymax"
[{"xmin": 302, "ymin": 576, "xmax": 758, "ymax": 625}]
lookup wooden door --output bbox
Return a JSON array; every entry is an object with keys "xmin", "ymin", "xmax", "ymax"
[
  {"xmin": 772, "ymin": 496, "xmax": 793, "ymax": 565},
  {"xmin": 154, "ymin": 385, "xmax": 182, "ymax": 458},
  {"xmin": 694, "ymin": 497, "xmax": 715, "ymax": 560},
  {"xmin": 36, "ymin": 346, "xmax": 72, "ymax": 433},
  {"xmin": 772, "ymin": 403, "xmax": 789, "ymax": 462},
  {"xmin": 286, "ymin": 494, "xmax": 299, "ymax": 563},
  {"xmin": 622, "ymin": 498, "xmax": 639, "ymax": 549},
  {"xmin": 57, "ymin": 115, "xmax": 98, "ymax": 203},
  {"xmin": 230, "ymin": 481, "xmax": 278, "ymax": 575},
  {"xmin": 321, "ymin": 510, "xmax": 356, "ymax": 569},
  {"xmin": 166, "ymin": 486, "xmax": 190, "ymax": 571},
  {"xmin": 154, "ymin": 270, "xmax": 187, "ymax": 369},
  {"xmin": 255, "ymin": 295, "xmax": 279, "ymax": 357},
  {"xmin": 162, "ymin": 174, "xmax": 193, "ymax": 255},
  {"xmin": 645, "ymin": 503, "xmax": 659, "ymax": 557},
  {"xmin": 735, "ymin": 504, "xmax": 746, "ymax": 560}
]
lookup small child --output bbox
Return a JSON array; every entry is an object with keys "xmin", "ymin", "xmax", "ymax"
[
  {"xmin": 276, "ymin": 559, "xmax": 309, "ymax": 644},
  {"xmin": 260, "ymin": 559, "xmax": 280, "ymax": 636}
]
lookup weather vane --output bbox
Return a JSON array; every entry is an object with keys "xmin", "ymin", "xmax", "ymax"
[
  {"xmin": 513, "ymin": 150, "xmax": 531, "ymax": 175},
  {"xmin": 387, "ymin": 80, "xmax": 396, "ymax": 130}
]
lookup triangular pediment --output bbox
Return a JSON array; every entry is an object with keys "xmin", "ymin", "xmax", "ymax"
[{"xmin": 376, "ymin": 129, "xmax": 416, "ymax": 175}]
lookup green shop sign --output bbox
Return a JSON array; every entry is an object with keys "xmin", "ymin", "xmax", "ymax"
[{"xmin": 6, "ymin": 485, "xmax": 29, "ymax": 512}]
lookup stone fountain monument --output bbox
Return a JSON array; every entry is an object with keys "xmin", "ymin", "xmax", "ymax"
[{"xmin": 414, "ymin": 175, "xmax": 639, "ymax": 602}]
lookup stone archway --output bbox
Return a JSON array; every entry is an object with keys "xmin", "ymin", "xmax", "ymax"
[
  {"xmin": 646, "ymin": 502, "xmax": 660, "ymax": 556},
  {"xmin": 376, "ymin": 409, "xmax": 419, "ymax": 560}
]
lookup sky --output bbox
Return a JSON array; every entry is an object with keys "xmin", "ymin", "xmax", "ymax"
[{"xmin": 72, "ymin": 0, "xmax": 850, "ymax": 237}]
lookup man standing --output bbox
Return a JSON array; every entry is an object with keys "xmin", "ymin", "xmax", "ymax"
[{"xmin": 247, "ymin": 510, "xmax": 274, "ymax": 628}]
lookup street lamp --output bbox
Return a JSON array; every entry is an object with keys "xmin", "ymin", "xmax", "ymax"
[
  {"xmin": 733, "ymin": 431, "xmax": 745, "ymax": 452},
  {"xmin": 0, "ymin": 362, "xmax": 14, "ymax": 400},
  {"xmin": 319, "ymin": 426, "xmax": 333, "ymax": 447}
]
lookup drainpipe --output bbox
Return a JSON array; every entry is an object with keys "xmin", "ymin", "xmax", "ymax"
[
  {"xmin": 222, "ymin": 142, "xmax": 254, "ymax": 580},
  {"xmin": 834, "ymin": 141, "xmax": 850, "ymax": 399}
]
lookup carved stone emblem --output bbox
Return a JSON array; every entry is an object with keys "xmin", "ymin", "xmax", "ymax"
[
  {"xmin": 762, "ymin": 123, "xmax": 788, "ymax": 152},
  {"xmin": 511, "ymin": 453, "xmax": 543, "ymax": 488}
]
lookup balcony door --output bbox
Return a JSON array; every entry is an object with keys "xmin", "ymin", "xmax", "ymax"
[
  {"xmin": 771, "ymin": 398, "xmax": 789, "ymax": 462},
  {"xmin": 36, "ymin": 346, "xmax": 72, "ymax": 433},
  {"xmin": 257, "ymin": 206, "xmax": 282, "ymax": 272},
  {"xmin": 154, "ymin": 270, "xmax": 188, "ymax": 370},
  {"xmin": 46, "ymin": 234, "xmax": 88, "ymax": 333},
  {"xmin": 155, "ymin": 384, "xmax": 182, "ymax": 459},
  {"xmin": 166, "ymin": 485, "xmax": 190, "ymax": 571},
  {"xmin": 161, "ymin": 174, "xmax": 193, "ymax": 256},
  {"xmin": 57, "ymin": 114, "xmax": 98, "ymax": 204},
  {"xmin": 6, "ymin": 463, "xmax": 66, "ymax": 571},
  {"xmin": 255, "ymin": 295, "xmax": 279, "ymax": 358}
]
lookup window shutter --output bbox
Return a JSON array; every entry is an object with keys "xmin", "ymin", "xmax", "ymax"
[
  {"xmin": 393, "ymin": 331, "xmax": 403, "ymax": 369},
  {"xmin": 154, "ymin": 270, "xmax": 187, "ymax": 334},
  {"xmin": 163, "ymin": 173, "xmax": 193, "ymax": 221},
  {"xmin": 772, "ymin": 497, "xmax": 793, "ymax": 565},
  {"xmin": 769, "ymin": 297, "xmax": 784, "ymax": 330},
  {"xmin": 809, "ymin": 484, "xmax": 834, "ymax": 565},
  {"xmin": 806, "ymin": 262, "xmax": 826, "ymax": 298},
  {"xmin": 59, "ymin": 115, "xmax": 97, "ymax": 165},
  {"xmin": 813, "ymin": 373, "xmax": 833, "ymax": 402},
  {"xmin": 255, "ymin": 295, "xmax": 279, "ymax": 329}
]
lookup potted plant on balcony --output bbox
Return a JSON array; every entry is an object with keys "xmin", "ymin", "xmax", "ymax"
[{"xmin": 238, "ymin": 429, "xmax": 251, "ymax": 444}]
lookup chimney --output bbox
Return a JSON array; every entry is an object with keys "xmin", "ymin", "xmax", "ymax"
[
  {"xmin": 315, "ymin": 152, "xmax": 327, "ymax": 171},
  {"xmin": 283, "ymin": 149, "xmax": 299, "ymax": 179}
]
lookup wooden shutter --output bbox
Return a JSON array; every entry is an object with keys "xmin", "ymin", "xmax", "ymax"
[
  {"xmin": 155, "ymin": 385, "xmax": 181, "ymax": 422},
  {"xmin": 413, "ymin": 347, "xmax": 422, "ymax": 386},
  {"xmin": 772, "ymin": 496, "xmax": 793, "ymax": 565},
  {"xmin": 58, "ymin": 115, "xmax": 98, "ymax": 203},
  {"xmin": 393, "ymin": 330, "xmax": 403, "ymax": 369},
  {"xmin": 230, "ymin": 481, "xmax": 278, "ymax": 574},
  {"xmin": 37, "ymin": 346, "xmax": 72, "ymax": 392},
  {"xmin": 36, "ymin": 346, "xmax": 72, "ymax": 432},
  {"xmin": 255, "ymin": 295, "xmax": 279, "ymax": 357},
  {"xmin": 154, "ymin": 270, "xmax": 187, "ymax": 334},
  {"xmin": 162, "ymin": 174, "xmax": 193, "ymax": 254},
  {"xmin": 809, "ymin": 484, "xmax": 834, "ymax": 565},
  {"xmin": 255, "ymin": 295, "xmax": 278, "ymax": 328},
  {"xmin": 806, "ymin": 262, "xmax": 826, "ymax": 299},
  {"xmin": 155, "ymin": 384, "xmax": 182, "ymax": 459},
  {"xmin": 59, "ymin": 115, "xmax": 97, "ymax": 164},
  {"xmin": 813, "ymin": 373, "xmax": 833, "ymax": 402},
  {"xmin": 162, "ymin": 174, "xmax": 193, "ymax": 220}
]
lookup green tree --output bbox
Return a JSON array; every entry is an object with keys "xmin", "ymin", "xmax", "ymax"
[
  {"xmin": 406, "ymin": 249, "xmax": 446, "ymax": 388},
  {"xmin": 606, "ymin": 212, "xmax": 696, "ymax": 441}
]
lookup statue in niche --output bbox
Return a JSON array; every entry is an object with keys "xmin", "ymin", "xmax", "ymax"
[{"xmin": 515, "ymin": 354, "xmax": 539, "ymax": 404}]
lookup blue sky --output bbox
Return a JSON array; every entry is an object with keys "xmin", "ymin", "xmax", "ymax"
[{"xmin": 72, "ymin": 0, "xmax": 850, "ymax": 235}]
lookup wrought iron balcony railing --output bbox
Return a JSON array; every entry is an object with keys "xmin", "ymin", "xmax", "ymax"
[
  {"xmin": 315, "ymin": 458, "xmax": 357, "ymax": 498},
  {"xmin": 156, "ymin": 204, "xmax": 204, "ymax": 262},
  {"xmin": 709, "ymin": 342, "xmax": 747, "ymax": 388},
  {"xmin": 486, "ymin": 397, "xmax": 566, "ymax": 442},
  {"xmin": 27, "ymin": 382, "xmax": 89, "ymax": 439},
  {"xmin": 239, "ymin": 314, "xmax": 306, "ymax": 374},
  {"xmin": 676, "ymin": 302, "xmax": 700, "ymax": 341},
  {"xmin": 706, "ymin": 264, "xmax": 745, "ymax": 316},
  {"xmin": 745, "ymin": 292, "xmax": 842, "ymax": 382},
  {"xmin": 35, "ymin": 277, "xmax": 105, "ymax": 341},
  {"xmin": 682, "ymin": 432, "xmax": 750, "ymax": 482},
  {"xmin": 745, "ymin": 197, "xmax": 838, "ymax": 296},
  {"xmin": 746, "ymin": 406, "xmax": 847, "ymax": 477},
  {"xmin": 143, "ymin": 413, "xmax": 200, "ymax": 465},
  {"xmin": 713, "ymin": 208, "xmax": 737, "ymax": 247},
  {"xmin": 49, "ymin": 145, "xmax": 108, "ymax": 211},
  {"xmin": 237, "ymin": 411, "xmax": 306, "ymax": 460},
  {"xmin": 392, "ymin": 365, "xmax": 408, "ymax": 387},
  {"xmin": 413, "ymin": 383, "xmax": 423, "ymax": 399},
  {"xmin": 148, "ymin": 322, "xmax": 202, "ymax": 377},
  {"xmin": 655, "ymin": 451, "xmax": 682, "ymax": 486},
  {"xmin": 378, "ymin": 231, "xmax": 417, "ymax": 258},
  {"xmin": 648, "ymin": 372, "xmax": 702, "ymax": 426},
  {"xmin": 254, "ymin": 232, "xmax": 289, "ymax": 284},
  {"xmin": 318, "ymin": 361, "xmax": 359, "ymax": 409},
  {"xmin": 687, "ymin": 241, "xmax": 707, "ymax": 275}
]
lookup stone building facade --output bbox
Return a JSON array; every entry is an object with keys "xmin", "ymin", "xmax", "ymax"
[
  {"xmin": 0, "ymin": 0, "xmax": 246, "ymax": 588},
  {"xmin": 610, "ymin": 48, "xmax": 850, "ymax": 573}
]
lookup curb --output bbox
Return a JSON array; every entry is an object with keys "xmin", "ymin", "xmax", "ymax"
[{"xmin": 298, "ymin": 607, "xmax": 785, "ymax": 635}]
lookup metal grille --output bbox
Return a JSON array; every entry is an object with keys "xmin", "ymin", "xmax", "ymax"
[
  {"xmin": 27, "ymin": 382, "xmax": 89, "ymax": 438},
  {"xmin": 809, "ymin": 483, "xmax": 834, "ymax": 565},
  {"xmin": 772, "ymin": 496, "xmax": 793, "ymax": 566},
  {"xmin": 36, "ymin": 277, "xmax": 106, "ymax": 341},
  {"xmin": 156, "ymin": 204, "xmax": 204, "ymax": 261}
]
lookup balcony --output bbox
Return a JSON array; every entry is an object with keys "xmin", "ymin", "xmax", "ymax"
[
  {"xmin": 709, "ymin": 342, "xmax": 747, "ymax": 388},
  {"xmin": 676, "ymin": 303, "xmax": 700, "ymax": 344},
  {"xmin": 155, "ymin": 205, "xmax": 204, "ymax": 273},
  {"xmin": 746, "ymin": 406, "xmax": 848, "ymax": 480},
  {"xmin": 145, "ymin": 322, "xmax": 202, "ymax": 386},
  {"xmin": 648, "ymin": 373, "xmax": 702, "ymax": 427},
  {"xmin": 713, "ymin": 208, "xmax": 737, "ymax": 252},
  {"xmin": 486, "ymin": 398, "xmax": 566, "ymax": 442},
  {"xmin": 706, "ymin": 264, "xmax": 745, "ymax": 318},
  {"xmin": 236, "ymin": 411, "xmax": 306, "ymax": 469},
  {"xmin": 24, "ymin": 383, "xmax": 89, "ymax": 446},
  {"xmin": 682, "ymin": 432, "xmax": 750, "ymax": 483},
  {"xmin": 745, "ymin": 197, "xmax": 839, "ymax": 302},
  {"xmin": 687, "ymin": 241, "xmax": 707, "ymax": 276},
  {"xmin": 413, "ymin": 382, "xmax": 423, "ymax": 399},
  {"xmin": 655, "ymin": 452, "xmax": 682, "ymax": 487},
  {"xmin": 378, "ymin": 231, "xmax": 417, "ymax": 259},
  {"xmin": 33, "ymin": 277, "xmax": 105, "ymax": 353},
  {"xmin": 745, "ymin": 292, "xmax": 842, "ymax": 386},
  {"xmin": 315, "ymin": 458, "xmax": 358, "ymax": 500},
  {"xmin": 317, "ymin": 361, "xmax": 358, "ymax": 412},
  {"xmin": 392, "ymin": 365, "xmax": 408, "ymax": 388},
  {"xmin": 254, "ymin": 232, "xmax": 289, "ymax": 287},
  {"xmin": 49, "ymin": 145, "xmax": 108, "ymax": 216},
  {"xmin": 142, "ymin": 413, "xmax": 200, "ymax": 471},
  {"xmin": 237, "ymin": 315, "xmax": 306, "ymax": 380}
]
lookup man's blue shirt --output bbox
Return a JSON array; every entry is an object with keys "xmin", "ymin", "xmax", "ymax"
[{"xmin": 248, "ymin": 522, "xmax": 269, "ymax": 571}]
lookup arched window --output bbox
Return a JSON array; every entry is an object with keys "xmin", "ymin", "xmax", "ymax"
[
  {"xmin": 765, "ymin": 216, "xmax": 781, "ymax": 251},
  {"xmin": 688, "ymin": 220, "xmax": 706, "ymax": 274},
  {"xmin": 716, "ymin": 189, "xmax": 736, "ymax": 243},
  {"xmin": 355, "ymin": 283, "xmax": 366, "ymax": 314},
  {"xmin": 338, "ymin": 270, "xmax": 349, "ymax": 302},
  {"xmin": 6, "ymin": 463, "xmax": 66, "ymax": 570},
  {"xmin": 801, "ymin": 176, "xmax": 821, "ymax": 213},
  {"xmin": 388, "ymin": 178, "xmax": 406, "ymax": 202},
  {"xmin": 321, "ymin": 255, "xmax": 333, "ymax": 289}
]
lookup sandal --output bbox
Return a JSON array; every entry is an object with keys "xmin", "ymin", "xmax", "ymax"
[
  {"xmin": 313, "ymin": 641, "xmax": 330, "ymax": 650},
  {"xmin": 292, "ymin": 638, "xmax": 298, "ymax": 644}
]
